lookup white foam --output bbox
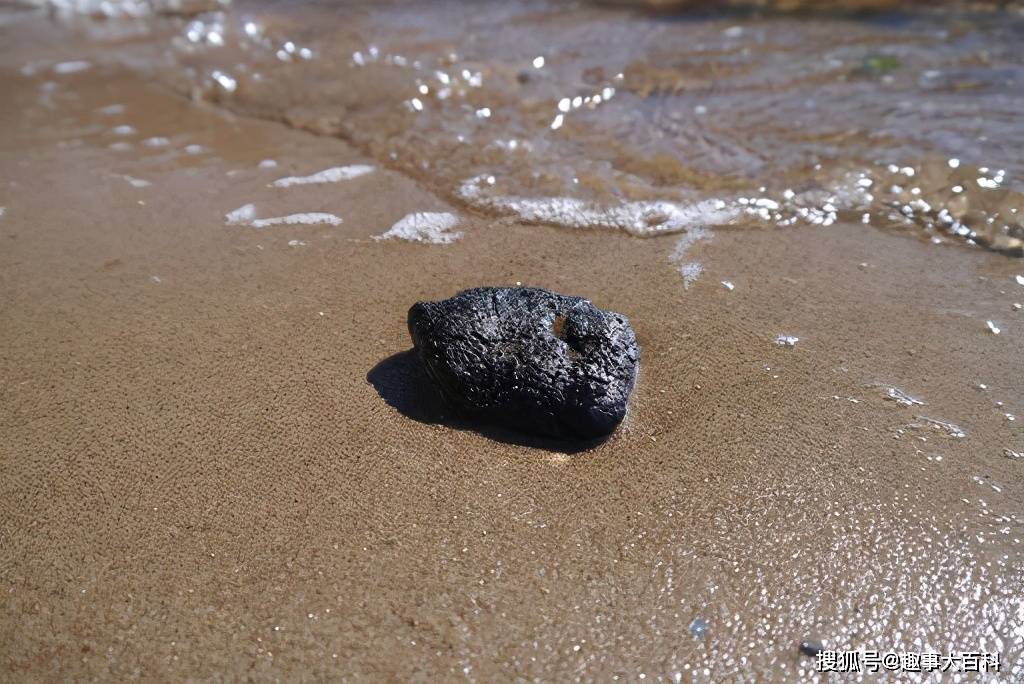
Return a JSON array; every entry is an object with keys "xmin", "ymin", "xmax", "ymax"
[
  {"xmin": 287, "ymin": 239, "xmax": 307, "ymax": 247},
  {"xmin": 42, "ymin": 0, "xmax": 228, "ymax": 19},
  {"xmin": 499, "ymin": 196, "xmax": 734, "ymax": 235},
  {"xmin": 376, "ymin": 212, "xmax": 462, "ymax": 244},
  {"xmin": 53, "ymin": 60, "xmax": 91, "ymax": 75},
  {"xmin": 668, "ymin": 226, "xmax": 712, "ymax": 289},
  {"xmin": 20, "ymin": 62, "xmax": 42, "ymax": 77},
  {"xmin": 184, "ymin": 144, "xmax": 206, "ymax": 155},
  {"xmin": 111, "ymin": 125, "xmax": 136, "ymax": 136},
  {"xmin": 97, "ymin": 104, "xmax": 125, "ymax": 115},
  {"xmin": 123, "ymin": 175, "xmax": 151, "ymax": 188},
  {"xmin": 251, "ymin": 213, "xmax": 343, "ymax": 228},
  {"xmin": 225, "ymin": 203, "xmax": 256, "ymax": 225},
  {"xmin": 458, "ymin": 176, "xmax": 738, "ymax": 236},
  {"xmin": 210, "ymin": 70, "xmax": 236, "ymax": 93},
  {"xmin": 0, "ymin": 207, "xmax": 5, "ymax": 219},
  {"xmin": 670, "ymin": 226, "xmax": 711, "ymax": 261},
  {"xmin": 258, "ymin": 159, "xmax": 278, "ymax": 169},
  {"xmin": 142, "ymin": 136, "xmax": 170, "ymax": 147},
  {"xmin": 270, "ymin": 165, "xmax": 374, "ymax": 188},
  {"xmin": 45, "ymin": 0, "xmax": 151, "ymax": 18},
  {"xmin": 775, "ymin": 334, "xmax": 800, "ymax": 347},
  {"xmin": 678, "ymin": 262, "xmax": 703, "ymax": 290}
]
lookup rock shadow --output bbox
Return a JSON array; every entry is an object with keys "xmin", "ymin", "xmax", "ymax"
[{"xmin": 367, "ymin": 349, "xmax": 609, "ymax": 454}]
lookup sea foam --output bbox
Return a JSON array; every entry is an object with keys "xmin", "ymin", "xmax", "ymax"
[
  {"xmin": 458, "ymin": 176, "xmax": 738, "ymax": 237},
  {"xmin": 376, "ymin": 212, "xmax": 462, "ymax": 243},
  {"xmin": 270, "ymin": 165, "xmax": 374, "ymax": 188},
  {"xmin": 251, "ymin": 213, "xmax": 343, "ymax": 228}
]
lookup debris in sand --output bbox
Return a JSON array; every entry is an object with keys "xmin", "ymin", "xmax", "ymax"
[
  {"xmin": 877, "ymin": 385, "xmax": 925, "ymax": 407},
  {"xmin": 913, "ymin": 416, "xmax": 966, "ymax": 439}
]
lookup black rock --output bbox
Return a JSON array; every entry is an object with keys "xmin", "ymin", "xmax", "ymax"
[
  {"xmin": 799, "ymin": 640, "xmax": 825, "ymax": 657},
  {"xmin": 407, "ymin": 287, "xmax": 639, "ymax": 440}
]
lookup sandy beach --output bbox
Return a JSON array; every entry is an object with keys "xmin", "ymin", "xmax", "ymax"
[{"xmin": 2, "ymin": 2, "xmax": 1022, "ymax": 680}]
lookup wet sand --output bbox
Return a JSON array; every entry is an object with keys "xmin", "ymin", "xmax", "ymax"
[{"xmin": 2, "ymin": 6, "xmax": 1023, "ymax": 682}]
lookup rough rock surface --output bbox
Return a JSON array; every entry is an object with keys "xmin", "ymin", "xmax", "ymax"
[{"xmin": 407, "ymin": 287, "xmax": 639, "ymax": 439}]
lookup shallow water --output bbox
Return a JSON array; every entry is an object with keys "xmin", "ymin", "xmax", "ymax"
[
  {"xmin": 9, "ymin": 1, "xmax": 1024, "ymax": 250},
  {"xmin": 130, "ymin": 0, "xmax": 1024, "ymax": 251}
]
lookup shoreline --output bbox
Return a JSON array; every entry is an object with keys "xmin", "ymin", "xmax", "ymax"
[{"xmin": 1, "ymin": 8, "xmax": 1022, "ymax": 681}]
